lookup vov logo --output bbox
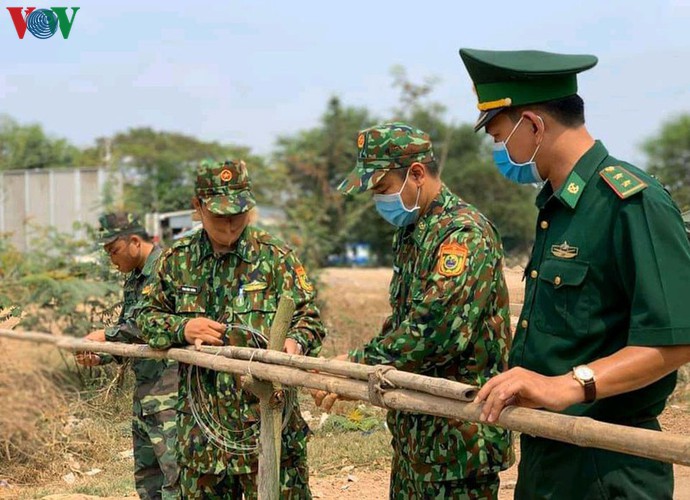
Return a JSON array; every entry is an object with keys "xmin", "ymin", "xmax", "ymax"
[{"xmin": 7, "ymin": 7, "xmax": 79, "ymax": 39}]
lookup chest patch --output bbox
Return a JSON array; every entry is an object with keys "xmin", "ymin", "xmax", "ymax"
[
  {"xmin": 243, "ymin": 280, "xmax": 268, "ymax": 292},
  {"xmin": 551, "ymin": 241, "xmax": 579, "ymax": 259},
  {"xmin": 437, "ymin": 241, "xmax": 468, "ymax": 277},
  {"xmin": 179, "ymin": 285, "xmax": 200, "ymax": 294}
]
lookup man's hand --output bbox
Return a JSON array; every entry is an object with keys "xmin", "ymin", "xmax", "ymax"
[
  {"xmin": 75, "ymin": 352, "xmax": 101, "ymax": 366},
  {"xmin": 75, "ymin": 329, "xmax": 106, "ymax": 366},
  {"xmin": 311, "ymin": 390, "xmax": 342, "ymax": 412},
  {"xmin": 85, "ymin": 329, "xmax": 106, "ymax": 342},
  {"xmin": 309, "ymin": 353, "xmax": 353, "ymax": 412},
  {"xmin": 283, "ymin": 338, "xmax": 303, "ymax": 355},
  {"xmin": 474, "ymin": 367, "xmax": 583, "ymax": 423},
  {"xmin": 184, "ymin": 318, "xmax": 225, "ymax": 349}
]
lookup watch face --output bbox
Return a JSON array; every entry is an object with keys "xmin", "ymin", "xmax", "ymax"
[{"xmin": 575, "ymin": 365, "xmax": 594, "ymax": 381}]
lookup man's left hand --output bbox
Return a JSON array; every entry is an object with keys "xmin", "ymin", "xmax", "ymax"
[{"xmin": 474, "ymin": 367, "xmax": 582, "ymax": 423}]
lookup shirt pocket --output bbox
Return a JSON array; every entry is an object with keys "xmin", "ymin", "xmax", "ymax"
[
  {"xmin": 533, "ymin": 259, "xmax": 590, "ymax": 336},
  {"xmin": 231, "ymin": 292, "xmax": 277, "ymax": 348}
]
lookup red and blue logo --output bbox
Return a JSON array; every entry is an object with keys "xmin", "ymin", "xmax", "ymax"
[{"xmin": 7, "ymin": 7, "xmax": 79, "ymax": 39}]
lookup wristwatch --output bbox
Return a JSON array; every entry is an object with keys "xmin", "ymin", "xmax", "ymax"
[{"xmin": 572, "ymin": 365, "xmax": 596, "ymax": 403}]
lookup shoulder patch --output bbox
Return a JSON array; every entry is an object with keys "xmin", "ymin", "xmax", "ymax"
[
  {"xmin": 599, "ymin": 165, "xmax": 648, "ymax": 199},
  {"xmin": 436, "ymin": 241, "xmax": 468, "ymax": 277},
  {"xmin": 295, "ymin": 265, "xmax": 314, "ymax": 292}
]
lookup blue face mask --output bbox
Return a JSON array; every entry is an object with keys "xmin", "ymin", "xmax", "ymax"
[
  {"xmin": 373, "ymin": 170, "xmax": 421, "ymax": 227},
  {"xmin": 492, "ymin": 116, "xmax": 543, "ymax": 185}
]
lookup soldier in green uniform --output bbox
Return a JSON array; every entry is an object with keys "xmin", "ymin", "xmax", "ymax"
[
  {"xmin": 76, "ymin": 212, "xmax": 180, "ymax": 500},
  {"xmin": 316, "ymin": 122, "xmax": 513, "ymax": 499},
  {"xmin": 459, "ymin": 48, "xmax": 690, "ymax": 499},
  {"xmin": 136, "ymin": 159, "xmax": 326, "ymax": 499}
]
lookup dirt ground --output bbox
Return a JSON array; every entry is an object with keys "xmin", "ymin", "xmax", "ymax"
[{"xmin": 3, "ymin": 266, "xmax": 690, "ymax": 499}]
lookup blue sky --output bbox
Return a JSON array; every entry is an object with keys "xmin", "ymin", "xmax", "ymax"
[{"xmin": 1, "ymin": 1, "xmax": 689, "ymax": 166}]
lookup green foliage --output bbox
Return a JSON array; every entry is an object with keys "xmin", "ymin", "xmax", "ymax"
[
  {"xmin": 0, "ymin": 224, "xmax": 120, "ymax": 336},
  {"xmin": 79, "ymin": 128, "xmax": 271, "ymax": 214},
  {"xmin": 320, "ymin": 406, "xmax": 385, "ymax": 433},
  {"xmin": 274, "ymin": 97, "xmax": 377, "ymax": 268},
  {"xmin": 0, "ymin": 114, "xmax": 80, "ymax": 170},
  {"xmin": 644, "ymin": 114, "xmax": 690, "ymax": 211}
]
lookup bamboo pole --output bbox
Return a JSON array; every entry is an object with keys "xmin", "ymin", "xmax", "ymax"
[
  {"xmin": 1, "ymin": 328, "xmax": 690, "ymax": 467},
  {"xmin": 196, "ymin": 346, "xmax": 478, "ymax": 402}
]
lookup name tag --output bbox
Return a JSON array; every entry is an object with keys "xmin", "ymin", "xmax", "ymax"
[{"xmin": 179, "ymin": 285, "xmax": 200, "ymax": 294}]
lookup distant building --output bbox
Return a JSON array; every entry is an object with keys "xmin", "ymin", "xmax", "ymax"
[
  {"xmin": 0, "ymin": 167, "xmax": 121, "ymax": 251},
  {"xmin": 146, "ymin": 204, "xmax": 287, "ymax": 243}
]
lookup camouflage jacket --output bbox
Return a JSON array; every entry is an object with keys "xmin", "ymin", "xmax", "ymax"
[
  {"xmin": 349, "ymin": 185, "xmax": 514, "ymax": 481},
  {"xmin": 101, "ymin": 246, "xmax": 178, "ymax": 416},
  {"xmin": 137, "ymin": 227, "xmax": 326, "ymax": 474}
]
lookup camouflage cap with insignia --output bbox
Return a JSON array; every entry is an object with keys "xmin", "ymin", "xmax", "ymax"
[
  {"xmin": 195, "ymin": 159, "xmax": 256, "ymax": 215},
  {"xmin": 337, "ymin": 122, "xmax": 435, "ymax": 195},
  {"xmin": 97, "ymin": 212, "xmax": 145, "ymax": 245},
  {"xmin": 459, "ymin": 48, "xmax": 598, "ymax": 131}
]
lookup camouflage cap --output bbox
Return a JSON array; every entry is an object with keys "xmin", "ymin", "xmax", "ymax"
[
  {"xmin": 195, "ymin": 159, "xmax": 256, "ymax": 215},
  {"xmin": 97, "ymin": 212, "xmax": 145, "ymax": 245},
  {"xmin": 337, "ymin": 122, "xmax": 435, "ymax": 195}
]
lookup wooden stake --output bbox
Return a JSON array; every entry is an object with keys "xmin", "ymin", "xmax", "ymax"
[{"xmin": 242, "ymin": 296, "xmax": 295, "ymax": 500}]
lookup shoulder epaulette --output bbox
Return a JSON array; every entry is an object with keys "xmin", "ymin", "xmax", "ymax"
[{"xmin": 599, "ymin": 165, "xmax": 648, "ymax": 199}]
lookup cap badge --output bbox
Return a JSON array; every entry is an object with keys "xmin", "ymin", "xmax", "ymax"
[{"xmin": 220, "ymin": 169, "xmax": 233, "ymax": 183}]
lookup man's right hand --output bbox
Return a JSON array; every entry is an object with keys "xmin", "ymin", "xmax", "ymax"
[
  {"xmin": 75, "ymin": 353, "xmax": 101, "ymax": 366},
  {"xmin": 184, "ymin": 318, "xmax": 225, "ymax": 349}
]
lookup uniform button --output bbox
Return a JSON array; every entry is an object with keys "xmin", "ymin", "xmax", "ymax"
[
  {"xmin": 554, "ymin": 276, "xmax": 562, "ymax": 286},
  {"xmin": 540, "ymin": 220, "xmax": 549, "ymax": 229},
  {"xmin": 520, "ymin": 319, "xmax": 528, "ymax": 329},
  {"xmin": 530, "ymin": 270, "xmax": 538, "ymax": 279}
]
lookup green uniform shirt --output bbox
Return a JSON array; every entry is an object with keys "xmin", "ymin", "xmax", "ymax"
[
  {"xmin": 137, "ymin": 227, "xmax": 326, "ymax": 475},
  {"xmin": 512, "ymin": 141, "xmax": 690, "ymax": 423},
  {"xmin": 350, "ymin": 185, "xmax": 514, "ymax": 482},
  {"xmin": 102, "ymin": 246, "xmax": 178, "ymax": 416}
]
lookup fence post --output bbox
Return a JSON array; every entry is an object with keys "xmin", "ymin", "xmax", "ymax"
[{"xmin": 242, "ymin": 296, "xmax": 295, "ymax": 500}]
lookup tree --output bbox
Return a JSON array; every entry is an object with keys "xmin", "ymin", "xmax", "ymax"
[
  {"xmin": 644, "ymin": 114, "xmax": 690, "ymax": 211},
  {"xmin": 80, "ymin": 128, "xmax": 269, "ymax": 214},
  {"xmin": 273, "ymin": 97, "xmax": 378, "ymax": 267},
  {"xmin": 0, "ymin": 115, "xmax": 80, "ymax": 170}
]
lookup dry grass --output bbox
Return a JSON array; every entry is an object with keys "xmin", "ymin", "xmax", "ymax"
[{"xmin": 0, "ymin": 328, "xmax": 135, "ymax": 495}]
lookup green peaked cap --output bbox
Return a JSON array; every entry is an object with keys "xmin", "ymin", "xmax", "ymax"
[{"xmin": 459, "ymin": 48, "xmax": 598, "ymax": 131}]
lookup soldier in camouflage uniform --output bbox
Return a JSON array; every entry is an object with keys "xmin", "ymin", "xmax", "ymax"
[
  {"xmin": 136, "ymin": 160, "xmax": 326, "ymax": 499},
  {"xmin": 317, "ymin": 122, "xmax": 513, "ymax": 499},
  {"xmin": 76, "ymin": 212, "xmax": 180, "ymax": 500}
]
